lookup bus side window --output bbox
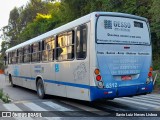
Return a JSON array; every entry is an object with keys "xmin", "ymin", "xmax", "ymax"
[
  {"xmin": 56, "ymin": 33, "xmax": 67, "ymax": 61},
  {"xmin": 56, "ymin": 31, "xmax": 74, "ymax": 61},
  {"xmin": 42, "ymin": 37, "xmax": 55, "ymax": 62},
  {"xmin": 8, "ymin": 53, "xmax": 11, "ymax": 64},
  {"xmin": 18, "ymin": 48, "xmax": 23, "ymax": 63},
  {"xmin": 4, "ymin": 55, "xmax": 7, "ymax": 66},
  {"xmin": 67, "ymin": 31, "xmax": 74, "ymax": 59},
  {"xmin": 31, "ymin": 42, "xmax": 41, "ymax": 62},
  {"xmin": 24, "ymin": 45, "xmax": 30, "ymax": 63},
  {"xmin": 12, "ymin": 50, "xmax": 17, "ymax": 64},
  {"xmin": 76, "ymin": 24, "xmax": 87, "ymax": 59},
  {"xmin": 7, "ymin": 53, "xmax": 9, "ymax": 64}
]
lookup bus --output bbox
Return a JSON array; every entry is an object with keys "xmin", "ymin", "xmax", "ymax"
[{"xmin": 5, "ymin": 12, "xmax": 153, "ymax": 101}]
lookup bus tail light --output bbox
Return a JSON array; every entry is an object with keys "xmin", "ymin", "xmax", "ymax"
[
  {"xmin": 148, "ymin": 67, "xmax": 153, "ymax": 77},
  {"xmin": 98, "ymin": 81, "xmax": 103, "ymax": 88},
  {"xmin": 94, "ymin": 69, "xmax": 100, "ymax": 75},
  {"xmin": 148, "ymin": 72, "xmax": 152, "ymax": 77},
  {"xmin": 149, "ymin": 67, "xmax": 153, "ymax": 72},
  {"xmin": 96, "ymin": 75, "xmax": 102, "ymax": 81},
  {"xmin": 94, "ymin": 68, "xmax": 104, "ymax": 88},
  {"xmin": 146, "ymin": 66, "xmax": 153, "ymax": 84}
]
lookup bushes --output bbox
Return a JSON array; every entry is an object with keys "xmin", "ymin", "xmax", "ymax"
[
  {"xmin": 0, "ymin": 54, "xmax": 5, "ymax": 71},
  {"xmin": 0, "ymin": 89, "xmax": 11, "ymax": 103},
  {"xmin": 153, "ymin": 59, "xmax": 160, "ymax": 70}
]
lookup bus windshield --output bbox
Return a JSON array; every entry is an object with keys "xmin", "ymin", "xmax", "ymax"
[{"xmin": 96, "ymin": 16, "xmax": 150, "ymax": 45}]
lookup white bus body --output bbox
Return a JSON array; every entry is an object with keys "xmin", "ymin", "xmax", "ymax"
[{"xmin": 5, "ymin": 12, "xmax": 153, "ymax": 101}]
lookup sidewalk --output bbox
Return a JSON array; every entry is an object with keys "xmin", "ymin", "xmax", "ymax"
[
  {"xmin": 0, "ymin": 99, "xmax": 3, "ymax": 104},
  {"xmin": 0, "ymin": 74, "xmax": 7, "ymax": 89}
]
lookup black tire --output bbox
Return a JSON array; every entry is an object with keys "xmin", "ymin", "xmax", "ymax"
[
  {"xmin": 36, "ymin": 79, "xmax": 45, "ymax": 99},
  {"xmin": 9, "ymin": 75, "xmax": 15, "ymax": 87}
]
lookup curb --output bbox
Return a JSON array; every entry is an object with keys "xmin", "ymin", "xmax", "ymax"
[{"xmin": 0, "ymin": 99, "xmax": 4, "ymax": 104}]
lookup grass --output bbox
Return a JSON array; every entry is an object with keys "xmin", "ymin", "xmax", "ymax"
[{"xmin": 0, "ymin": 89, "xmax": 11, "ymax": 103}]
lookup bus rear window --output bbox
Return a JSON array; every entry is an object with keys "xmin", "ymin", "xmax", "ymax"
[{"xmin": 96, "ymin": 16, "xmax": 150, "ymax": 45}]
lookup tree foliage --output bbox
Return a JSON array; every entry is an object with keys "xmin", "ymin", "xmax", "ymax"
[{"xmin": 1, "ymin": 0, "xmax": 160, "ymax": 69}]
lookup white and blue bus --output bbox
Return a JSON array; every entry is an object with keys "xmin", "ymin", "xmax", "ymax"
[{"xmin": 5, "ymin": 12, "xmax": 153, "ymax": 101}]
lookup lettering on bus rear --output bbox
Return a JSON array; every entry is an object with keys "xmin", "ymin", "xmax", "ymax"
[
  {"xmin": 106, "ymin": 83, "xmax": 118, "ymax": 89},
  {"xmin": 97, "ymin": 16, "xmax": 150, "ymax": 45}
]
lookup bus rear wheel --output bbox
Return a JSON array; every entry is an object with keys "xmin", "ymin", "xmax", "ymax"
[
  {"xmin": 36, "ymin": 79, "xmax": 45, "ymax": 99},
  {"xmin": 9, "ymin": 75, "xmax": 15, "ymax": 87}
]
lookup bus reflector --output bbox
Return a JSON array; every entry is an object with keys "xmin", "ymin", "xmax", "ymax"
[
  {"xmin": 96, "ymin": 75, "xmax": 101, "ymax": 81},
  {"xmin": 98, "ymin": 81, "xmax": 103, "ymax": 88},
  {"xmin": 145, "ymin": 87, "xmax": 148, "ymax": 90},
  {"xmin": 104, "ymin": 92, "xmax": 108, "ymax": 94},
  {"xmin": 142, "ymin": 87, "xmax": 148, "ymax": 90},
  {"xmin": 150, "ymin": 67, "xmax": 153, "ymax": 72},
  {"xmin": 124, "ymin": 46, "xmax": 130, "ymax": 49},
  {"xmin": 104, "ymin": 91, "xmax": 113, "ymax": 94},
  {"xmin": 94, "ymin": 69, "xmax": 100, "ymax": 75},
  {"xmin": 148, "ymin": 72, "xmax": 152, "ymax": 77}
]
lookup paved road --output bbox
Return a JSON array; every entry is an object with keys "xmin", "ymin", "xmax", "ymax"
[
  {"xmin": 0, "ymin": 74, "xmax": 38, "ymax": 101},
  {"xmin": 0, "ymin": 74, "xmax": 160, "ymax": 120},
  {"xmin": 0, "ymin": 94, "xmax": 160, "ymax": 119}
]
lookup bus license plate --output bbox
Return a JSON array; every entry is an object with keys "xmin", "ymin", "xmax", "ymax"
[{"xmin": 121, "ymin": 75, "xmax": 132, "ymax": 80}]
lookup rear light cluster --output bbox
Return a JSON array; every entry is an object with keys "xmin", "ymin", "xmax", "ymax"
[
  {"xmin": 146, "ymin": 66, "xmax": 153, "ymax": 84},
  {"xmin": 94, "ymin": 68, "xmax": 103, "ymax": 88},
  {"xmin": 148, "ymin": 67, "xmax": 153, "ymax": 77}
]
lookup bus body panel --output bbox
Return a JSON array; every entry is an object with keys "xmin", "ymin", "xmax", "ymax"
[
  {"xmin": 57, "ymin": 61, "xmax": 90, "ymax": 100},
  {"xmin": 30, "ymin": 62, "xmax": 57, "ymax": 94},
  {"xmin": 21, "ymin": 64, "xmax": 32, "ymax": 89},
  {"xmin": 90, "ymin": 14, "xmax": 153, "ymax": 100},
  {"xmin": 95, "ymin": 45, "xmax": 152, "ymax": 97},
  {"xmin": 55, "ymin": 22, "xmax": 91, "ymax": 101},
  {"xmin": 9, "ymin": 65, "xmax": 23, "ymax": 87}
]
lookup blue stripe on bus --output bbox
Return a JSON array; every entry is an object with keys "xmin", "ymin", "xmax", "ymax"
[
  {"xmin": 44, "ymin": 80, "xmax": 90, "ymax": 89},
  {"xmin": 7, "ymin": 75, "xmax": 153, "ymax": 101},
  {"xmin": 15, "ymin": 76, "xmax": 35, "ymax": 80},
  {"xmin": 11, "ymin": 75, "xmax": 90, "ymax": 89}
]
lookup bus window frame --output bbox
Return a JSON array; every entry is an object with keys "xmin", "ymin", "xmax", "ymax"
[
  {"xmin": 31, "ymin": 42, "xmax": 41, "ymax": 63},
  {"xmin": 76, "ymin": 24, "xmax": 88, "ymax": 60},
  {"xmin": 17, "ymin": 47, "xmax": 24, "ymax": 64},
  {"xmin": 10, "ymin": 50, "xmax": 18, "ymax": 64},
  {"xmin": 42, "ymin": 36, "xmax": 55, "ymax": 62},
  {"xmin": 56, "ymin": 29, "xmax": 75, "ymax": 62},
  {"xmin": 23, "ymin": 45, "xmax": 31, "ymax": 63}
]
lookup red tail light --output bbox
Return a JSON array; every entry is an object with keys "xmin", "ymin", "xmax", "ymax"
[
  {"xmin": 96, "ymin": 75, "xmax": 102, "ymax": 81},
  {"xmin": 148, "ymin": 66, "xmax": 153, "ymax": 77},
  {"xmin": 148, "ymin": 72, "xmax": 152, "ymax": 77}
]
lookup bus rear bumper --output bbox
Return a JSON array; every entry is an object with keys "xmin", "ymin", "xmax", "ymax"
[
  {"xmin": 116, "ymin": 83, "xmax": 153, "ymax": 97},
  {"xmin": 90, "ymin": 82, "xmax": 153, "ymax": 101}
]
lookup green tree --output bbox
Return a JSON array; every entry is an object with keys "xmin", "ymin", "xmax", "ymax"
[
  {"xmin": 3, "ymin": 0, "xmax": 55, "ymax": 47},
  {"xmin": 19, "ymin": 1, "xmax": 61, "ymax": 42}
]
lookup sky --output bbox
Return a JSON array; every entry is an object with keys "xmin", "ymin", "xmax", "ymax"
[{"xmin": 0, "ymin": 0, "xmax": 29, "ymax": 49}]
